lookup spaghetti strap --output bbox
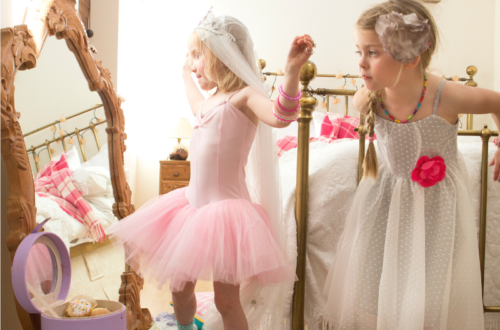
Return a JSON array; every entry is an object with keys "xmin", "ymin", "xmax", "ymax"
[
  {"xmin": 433, "ymin": 79, "xmax": 446, "ymax": 115},
  {"xmin": 226, "ymin": 89, "xmax": 242, "ymax": 102}
]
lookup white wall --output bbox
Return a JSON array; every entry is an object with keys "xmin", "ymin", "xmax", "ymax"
[
  {"xmin": 117, "ymin": 0, "xmax": 202, "ymax": 207},
  {"xmin": 90, "ymin": 0, "xmax": 119, "ymax": 87}
]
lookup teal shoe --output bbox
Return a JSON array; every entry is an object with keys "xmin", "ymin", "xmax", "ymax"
[{"xmin": 176, "ymin": 320, "xmax": 198, "ymax": 330}]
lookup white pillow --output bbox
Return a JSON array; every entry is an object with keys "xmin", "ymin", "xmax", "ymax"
[
  {"xmin": 312, "ymin": 110, "xmax": 327, "ymax": 138},
  {"xmin": 71, "ymin": 166, "xmax": 112, "ymax": 197},
  {"xmin": 52, "ymin": 146, "xmax": 81, "ymax": 171},
  {"xmin": 82, "ymin": 143, "xmax": 109, "ymax": 170}
]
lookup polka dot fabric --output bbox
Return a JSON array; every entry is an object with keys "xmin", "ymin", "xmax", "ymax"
[{"xmin": 322, "ymin": 80, "xmax": 485, "ymax": 329}]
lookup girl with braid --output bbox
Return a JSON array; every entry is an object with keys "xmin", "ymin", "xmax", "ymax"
[{"xmin": 322, "ymin": 0, "xmax": 500, "ymax": 329}]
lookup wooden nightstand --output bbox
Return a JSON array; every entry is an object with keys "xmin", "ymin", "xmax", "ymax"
[{"xmin": 159, "ymin": 160, "xmax": 191, "ymax": 195}]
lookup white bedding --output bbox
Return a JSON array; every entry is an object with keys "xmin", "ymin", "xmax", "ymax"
[
  {"xmin": 279, "ymin": 137, "xmax": 500, "ymax": 329},
  {"xmin": 35, "ymin": 194, "xmax": 118, "ymax": 249},
  {"xmin": 34, "ymin": 144, "xmax": 118, "ymax": 249}
]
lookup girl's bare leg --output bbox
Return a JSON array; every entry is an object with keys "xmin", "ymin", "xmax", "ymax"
[
  {"xmin": 213, "ymin": 282, "xmax": 248, "ymax": 330},
  {"xmin": 172, "ymin": 281, "xmax": 197, "ymax": 327}
]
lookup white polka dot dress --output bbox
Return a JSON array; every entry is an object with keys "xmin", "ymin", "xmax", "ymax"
[{"xmin": 322, "ymin": 80, "xmax": 485, "ymax": 329}]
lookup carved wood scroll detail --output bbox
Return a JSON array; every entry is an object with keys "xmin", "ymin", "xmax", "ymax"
[{"xmin": 1, "ymin": 1, "xmax": 145, "ymax": 329}]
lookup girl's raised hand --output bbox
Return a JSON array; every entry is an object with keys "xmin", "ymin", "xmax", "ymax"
[
  {"xmin": 183, "ymin": 53, "xmax": 192, "ymax": 79},
  {"xmin": 489, "ymin": 147, "xmax": 500, "ymax": 182},
  {"xmin": 285, "ymin": 34, "xmax": 315, "ymax": 73}
]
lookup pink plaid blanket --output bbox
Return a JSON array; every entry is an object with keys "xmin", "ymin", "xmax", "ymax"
[
  {"xmin": 35, "ymin": 154, "xmax": 106, "ymax": 242},
  {"xmin": 277, "ymin": 114, "xmax": 376, "ymax": 156}
]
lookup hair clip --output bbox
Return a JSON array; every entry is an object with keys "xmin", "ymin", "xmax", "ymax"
[{"xmin": 375, "ymin": 11, "xmax": 430, "ymax": 63}]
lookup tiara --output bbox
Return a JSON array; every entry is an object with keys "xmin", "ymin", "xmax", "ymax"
[{"xmin": 195, "ymin": 7, "xmax": 236, "ymax": 43}]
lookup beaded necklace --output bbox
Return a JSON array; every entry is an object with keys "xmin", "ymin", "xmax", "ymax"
[{"xmin": 378, "ymin": 75, "xmax": 427, "ymax": 124}]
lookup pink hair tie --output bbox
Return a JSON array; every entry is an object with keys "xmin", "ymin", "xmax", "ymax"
[
  {"xmin": 276, "ymin": 97, "xmax": 301, "ymax": 113},
  {"xmin": 278, "ymin": 85, "xmax": 302, "ymax": 101},
  {"xmin": 367, "ymin": 136, "xmax": 376, "ymax": 143}
]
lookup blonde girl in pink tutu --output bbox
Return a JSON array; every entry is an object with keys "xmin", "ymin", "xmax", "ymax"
[{"xmin": 108, "ymin": 8, "xmax": 315, "ymax": 330}]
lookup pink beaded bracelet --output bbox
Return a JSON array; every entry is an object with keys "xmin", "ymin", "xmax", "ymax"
[
  {"xmin": 276, "ymin": 97, "xmax": 301, "ymax": 113},
  {"xmin": 273, "ymin": 103, "xmax": 299, "ymax": 123},
  {"xmin": 278, "ymin": 85, "xmax": 302, "ymax": 101}
]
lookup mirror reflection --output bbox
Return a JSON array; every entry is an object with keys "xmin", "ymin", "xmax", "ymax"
[
  {"xmin": 17, "ymin": 33, "xmax": 115, "ymax": 247},
  {"xmin": 26, "ymin": 243, "xmax": 56, "ymax": 299}
]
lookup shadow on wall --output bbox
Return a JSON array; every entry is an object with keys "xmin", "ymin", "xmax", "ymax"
[{"xmin": 2, "ymin": 158, "xmax": 23, "ymax": 330}]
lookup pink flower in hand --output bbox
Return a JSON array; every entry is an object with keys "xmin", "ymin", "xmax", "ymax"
[{"xmin": 411, "ymin": 156, "xmax": 446, "ymax": 187}]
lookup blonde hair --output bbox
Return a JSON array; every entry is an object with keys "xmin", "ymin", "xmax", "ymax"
[
  {"xmin": 357, "ymin": 0, "xmax": 439, "ymax": 180},
  {"xmin": 190, "ymin": 32, "xmax": 247, "ymax": 93}
]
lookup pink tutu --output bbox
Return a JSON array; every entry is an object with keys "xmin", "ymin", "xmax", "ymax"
[{"xmin": 107, "ymin": 188, "xmax": 295, "ymax": 292}]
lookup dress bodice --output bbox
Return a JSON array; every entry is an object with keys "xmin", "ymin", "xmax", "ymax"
[
  {"xmin": 374, "ymin": 79, "xmax": 458, "ymax": 178},
  {"xmin": 185, "ymin": 100, "xmax": 257, "ymax": 208}
]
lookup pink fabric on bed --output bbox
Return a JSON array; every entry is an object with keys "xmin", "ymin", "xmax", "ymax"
[
  {"xmin": 276, "ymin": 114, "xmax": 376, "ymax": 156},
  {"xmin": 277, "ymin": 135, "xmax": 298, "ymax": 156},
  {"xmin": 338, "ymin": 115, "xmax": 360, "ymax": 139},
  {"xmin": 35, "ymin": 154, "xmax": 106, "ymax": 242},
  {"xmin": 195, "ymin": 292, "xmax": 214, "ymax": 317}
]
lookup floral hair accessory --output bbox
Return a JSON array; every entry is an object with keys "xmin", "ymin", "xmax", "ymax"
[
  {"xmin": 411, "ymin": 156, "xmax": 446, "ymax": 187},
  {"xmin": 375, "ymin": 11, "xmax": 430, "ymax": 63},
  {"xmin": 196, "ymin": 7, "xmax": 236, "ymax": 43}
]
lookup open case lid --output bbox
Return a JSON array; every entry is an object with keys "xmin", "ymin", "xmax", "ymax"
[{"xmin": 11, "ymin": 218, "xmax": 71, "ymax": 314}]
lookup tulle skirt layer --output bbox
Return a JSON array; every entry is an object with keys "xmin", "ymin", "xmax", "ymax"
[
  {"xmin": 322, "ymin": 158, "xmax": 485, "ymax": 330},
  {"xmin": 107, "ymin": 188, "xmax": 295, "ymax": 292}
]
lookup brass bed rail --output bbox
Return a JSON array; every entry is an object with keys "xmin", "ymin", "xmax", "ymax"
[
  {"xmin": 24, "ymin": 104, "xmax": 107, "ymax": 172},
  {"xmin": 261, "ymin": 59, "xmax": 500, "ymax": 328}
]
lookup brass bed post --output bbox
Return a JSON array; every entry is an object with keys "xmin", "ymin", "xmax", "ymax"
[
  {"xmin": 61, "ymin": 137, "xmax": 67, "ymax": 151},
  {"xmin": 90, "ymin": 122, "xmax": 101, "ymax": 151},
  {"xmin": 74, "ymin": 127, "xmax": 87, "ymax": 162},
  {"xmin": 292, "ymin": 61, "xmax": 317, "ymax": 330},
  {"xmin": 45, "ymin": 140, "xmax": 53, "ymax": 159},
  {"xmin": 464, "ymin": 66, "xmax": 478, "ymax": 130},
  {"xmin": 478, "ymin": 125, "xmax": 492, "ymax": 294}
]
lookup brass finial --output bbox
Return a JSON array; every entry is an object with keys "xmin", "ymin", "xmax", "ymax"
[
  {"xmin": 481, "ymin": 124, "xmax": 492, "ymax": 142},
  {"xmin": 300, "ymin": 60, "xmax": 317, "ymax": 90},
  {"xmin": 259, "ymin": 59, "xmax": 266, "ymax": 70},
  {"xmin": 259, "ymin": 59, "xmax": 267, "ymax": 82},
  {"xmin": 299, "ymin": 61, "xmax": 318, "ymax": 115},
  {"xmin": 465, "ymin": 65, "xmax": 478, "ymax": 87}
]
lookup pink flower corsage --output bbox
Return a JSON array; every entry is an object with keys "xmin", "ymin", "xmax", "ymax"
[{"xmin": 411, "ymin": 156, "xmax": 446, "ymax": 188}]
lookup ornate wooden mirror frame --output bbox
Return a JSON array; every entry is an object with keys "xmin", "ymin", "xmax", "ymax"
[{"xmin": 1, "ymin": 0, "xmax": 151, "ymax": 329}]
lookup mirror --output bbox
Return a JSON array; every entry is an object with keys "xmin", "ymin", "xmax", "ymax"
[
  {"xmin": 1, "ymin": 0, "xmax": 148, "ymax": 329},
  {"xmin": 26, "ymin": 243, "xmax": 56, "ymax": 299}
]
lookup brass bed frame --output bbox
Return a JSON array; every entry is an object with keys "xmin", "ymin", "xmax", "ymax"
[
  {"xmin": 24, "ymin": 104, "xmax": 111, "ymax": 259},
  {"xmin": 24, "ymin": 104, "xmax": 107, "ymax": 172},
  {"xmin": 261, "ymin": 60, "xmax": 500, "ymax": 329}
]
